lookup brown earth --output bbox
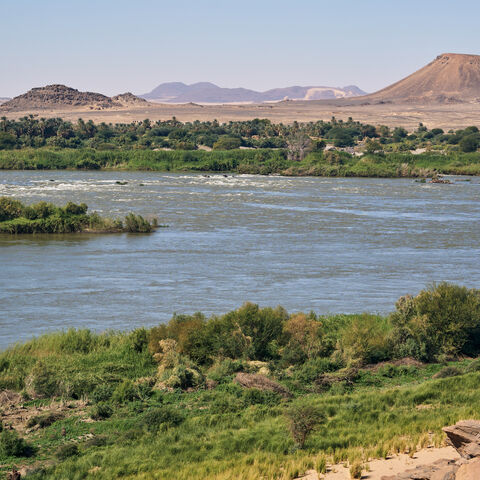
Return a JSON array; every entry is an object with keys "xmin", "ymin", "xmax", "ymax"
[
  {"xmin": 364, "ymin": 53, "xmax": 480, "ymax": 104},
  {"xmin": 2, "ymin": 100, "xmax": 480, "ymax": 130},
  {"xmin": 0, "ymin": 85, "xmax": 147, "ymax": 111}
]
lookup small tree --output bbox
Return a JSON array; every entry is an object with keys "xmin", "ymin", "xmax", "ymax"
[
  {"xmin": 287, "ymin": 134, "xmax": 312, "ymax": 161},
  {"xmin": 285, "ymin": 400, "xmax": 325, "ymax": 448}
]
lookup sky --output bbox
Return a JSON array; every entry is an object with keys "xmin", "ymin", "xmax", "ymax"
[{"xmin": 1, "ymin": 0, "xmax": 480, "ymax": 98}]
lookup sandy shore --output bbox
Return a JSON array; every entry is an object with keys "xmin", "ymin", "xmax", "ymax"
[{"xmin": 319, "ymin": 446, "xmax": 459, "ymax": 479}]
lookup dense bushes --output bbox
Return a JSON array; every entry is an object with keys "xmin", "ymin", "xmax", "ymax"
[
  {"xmin": 390, "ymin": 283, "xmax": 480, "ymax": 360},
  {"xmin": 0, "ymin": 197, "xmax": 158, "ymax": 234}
]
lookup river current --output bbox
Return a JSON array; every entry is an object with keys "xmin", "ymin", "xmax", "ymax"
[{"xmin": 0, "ymin": 171, "xmax": 479, "ymax": 349}]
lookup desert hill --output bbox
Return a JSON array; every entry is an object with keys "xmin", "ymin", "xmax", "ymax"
[
  {"xmin": 0, "ymin": 85, "xmax": 148, "ymax": 111},
  {"xmin": 141, "ymin": 82, "xmax": 366, "ymax": 104},
  {"xmin": 365, "ymin": 53, "xmax": 480, "ymax": 104},
  {"xmin": 111, "ymin": 92, "xmax": 148, "ymax": 106}
]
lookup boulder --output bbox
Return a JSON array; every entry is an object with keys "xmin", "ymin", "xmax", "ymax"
[
  {"xmin": 456, "ymin": 457, "xmax": 480, "ymax": 480},
  {"xmin": 442, "ymin": 420, "xmax": 480, "ymax": 458},
  {"xmin": 233, "ymin": 372, "xmax": 291, "ymax": 398}
]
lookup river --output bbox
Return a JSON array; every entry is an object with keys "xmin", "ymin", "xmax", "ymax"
[{"xmin": 0, "ymin": 171, "xmax": 479, "ymax": 349}]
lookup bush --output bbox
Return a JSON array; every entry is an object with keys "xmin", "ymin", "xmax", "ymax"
[
  {"xmin": 285, "ymin": 400, "xmax": 326, "ymax": 448},
  {"xmin": 466, "ymin": 358, "xmax": 480, "ymax": 372},
  {"xmin": 90, "ymin": 402, "xmax": 113, "ymax": 420},
  {"xmin": 432, "ymin": 366, "xmax": 462, "ymax": 379},
  {"xmin": 0, "ymin": 197, "xmax": 23, "ymax": 221},
  {"xmin": 390, "ymin": 283, "xmax": 480, "ymax": 360},
  {"xmin": 141, "ymin": 406, "xmax": 185, "ymax": 433},
  {"xmin": 337, "ymin": 314, "xmax": 391, "ymax": 365},
  {"xmin": 0, "ymin": 430, "xmax": 31, "ymax": 458},
  {"xmin": 124, "ymin": 213, "xmax": 153, "ymax": 233},
  {"xmin": 26, "ymin": 412, "xmax": 63, "ymax": 429},
  {"xmin": 55, "ymin": 443, "xmax": 79, "ymax": 460},
  {"xmin": 29, "ymin": 361, "xmax": 59, "ymax": 397},
  {"xmin": 112, "ymin": 380, "xmax": 139, "ymax": 404},
  {"xmin": 350, "ymin": 461, "xmax": 363, "ymax": 479},
  {"xmin": 90, "ymin": 383, "xmax": 115, "ymax": 403}
]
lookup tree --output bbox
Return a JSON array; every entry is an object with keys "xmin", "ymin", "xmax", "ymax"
[
  {"xmin": 285, "ymin": 400, "xmax": 325, "ymax": 448},
  {"xmin": 213, "ymin": 136, "xmax": 241, "ymax": 150},
  {"xmin": 287, "ymin": 133, "xmax": 312, "ymax": 161},
  {"xmin": 0, "ymin": 132, "xmax": 16, "ymax": 149},
  {"xmin": 459, "ymin": 134, "xmax": 479, "ymax": 153}
]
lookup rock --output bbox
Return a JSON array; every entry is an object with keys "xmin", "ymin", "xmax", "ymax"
[
  {"xmin": 443, "ymin": 420, "xmax": 480, "ymax": 458},
  {"xmin": 380, "ymin": 459, "xmax": 458, "ymax": 480},
  {"xmin": 233, "ymin": 372, "xmax": 291, "ymax": 398},
  {"xmin": 456, "ymin": 457, "xmax": 480, "ymax": 480}
]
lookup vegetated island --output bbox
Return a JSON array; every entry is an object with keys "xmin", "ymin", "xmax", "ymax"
[
  {"xmin": 0, "ymin": 197, "xmax": 158, "ymax": 234},
  {"xmin": 1, "ymin": 117, "xmax": 480, "ymax": 177},
  {"xmin": 1, "ymin": 282, "xmax": 480, "ymax": 479}
]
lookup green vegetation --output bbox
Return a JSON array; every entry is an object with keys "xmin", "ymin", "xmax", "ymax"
[
  {"xmin": 1, "ymin": 116, "xmax": 480, "ymax": 176},
  {"xmin": 1, "ymin": 283, "xmax": 480, "ymax": 478},
  {"xmin": 0, "ymin": 197, "xmax": 158, "ymax": 234}
]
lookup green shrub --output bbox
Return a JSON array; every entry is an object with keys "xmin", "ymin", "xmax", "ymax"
[
  {"xmin": 0, "ymin": 430, "xmax": 31, "ymax": 458},
  {"xmin": 141, "ymin": 406, "xmax": 185, "ymax": 433},
  {"xmin": 466, "ymin": 358, "xmax": 480, "ymax": 372},
  {"xmin": 29, "ymin": 361, "xmax": 59, "ymax": 397},
  {"xmin": 0, "ymin": 197, "xmax": 23, "ymax": 221},
  {"xmin": 285, "ymin": 400, "xmax": 326, "ymax": 449},
  {"xmin": 90, "ymin": 384, "xmax": 115, "ymax": 403},
  {"xmin": 350, "ymin": 461, "xmax": 363, "ymax": 479},
  {"xmin": 433, "ymin": 366, "xmax": 462, "ymax": 379},
  {"xmin": 90, "ymin": 402, "xmax": 113, "ymax": 420},
  {"xmin": 26, "ymin": 412, "xmax": 63, "ymax": 429},
  {"xmin": 391, "ymin": 283, "xmax": 480, "ymax": 360},
  {"xmin": 112, "ymin": 380, "xmax": 139, "ymax": 404},
  {"xmin": 55, "ymin": 443, "xmax": 79, "ymax": 460}
]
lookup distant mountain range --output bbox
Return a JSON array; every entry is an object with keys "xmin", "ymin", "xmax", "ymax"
[
  {"xmin": 140, "ymin": 82, "xmax": 367, "ymax": 104},
  {"xmin": 0, "ymin": 97, "xmax": 11, "ymax": 105}
]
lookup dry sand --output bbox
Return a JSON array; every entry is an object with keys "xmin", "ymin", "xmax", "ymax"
[
  {"xmin": 3, "ymin": 100, "xmax": 480, "ymax": 130},
  {"xmin": 318, "ymin": 446, "xmax": 460, "ymax": 480}
]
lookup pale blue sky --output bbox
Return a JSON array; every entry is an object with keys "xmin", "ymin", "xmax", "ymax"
[{"xmin": 1, "ymin": 0, "xmax": 479, "ymax": 97}]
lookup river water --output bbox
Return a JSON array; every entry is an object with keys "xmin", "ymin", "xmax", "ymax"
[{"xmin": 0, "ymin": 171, "xmax": 479, "ymax": 349}]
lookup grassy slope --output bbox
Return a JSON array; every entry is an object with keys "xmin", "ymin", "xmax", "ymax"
[
  {"xmin": 1, "ymin": 331, "xmax": 479, "ymax": 479},
  {"xmin": 1, "ymin": 148, "xmax": 480, "ymax": 176}
]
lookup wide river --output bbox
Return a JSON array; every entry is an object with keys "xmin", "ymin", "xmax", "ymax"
[{"xmin": 0, "ymin": 171, "xmax": 479, "ymax": 349}]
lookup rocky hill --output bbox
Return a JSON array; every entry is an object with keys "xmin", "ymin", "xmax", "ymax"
[
  {"xmin": 0, "ymin": 85, "xmax": 148, "ymax": 111},
  {"xmin": 141, "ymin": 82, "xmax": 367, "ymax": 104},
  {"xmin": 366, "ymin": 53, "xmax": 480, "ymax": 104},
  {"xmin": 111, "ymin": 92, "xmax": 148, "ymax": 106}
]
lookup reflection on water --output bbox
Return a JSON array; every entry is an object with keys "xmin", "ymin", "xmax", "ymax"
[{"xmin": 1, "ymin": 171, "xmax": 479, "ymax": 349}]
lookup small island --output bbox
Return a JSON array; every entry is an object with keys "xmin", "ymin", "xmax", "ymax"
[{"xmin": 0, "ymin": 197, "xmax": 158, "ymax": 234}]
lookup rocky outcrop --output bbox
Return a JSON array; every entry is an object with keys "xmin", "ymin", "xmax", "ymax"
[
  {"xmin": 443, "ymin": 420, "xmax": 480, "ymax": 459},
  {"xmin": 381, "ymin": 421, "xmax": 480, "ymax": 479},
  {"xmin": 233, "ymin": 372, "xmax": 291, "ymax": 398}
]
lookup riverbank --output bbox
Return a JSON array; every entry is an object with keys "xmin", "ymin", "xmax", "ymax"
[
  {"xmin": 1, "ymin": 148, "xmax": 480, "ymax": 177},
  {"xmin": 1, "ymin": 283, "xmax": 480, "ymax": 478}
]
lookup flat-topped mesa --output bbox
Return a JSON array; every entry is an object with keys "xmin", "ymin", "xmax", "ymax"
[{"xmin": 443, "ymin": 420, "xmax": 480, "ymax": 458}]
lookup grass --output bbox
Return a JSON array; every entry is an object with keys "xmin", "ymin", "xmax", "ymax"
[
  {"xmin": 0, "ymin": 326, "xmax": 478, "ymax": 479},
  {"xmin": 1, "ymin": 147, "xmax": 480, "ymax": 177}
]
